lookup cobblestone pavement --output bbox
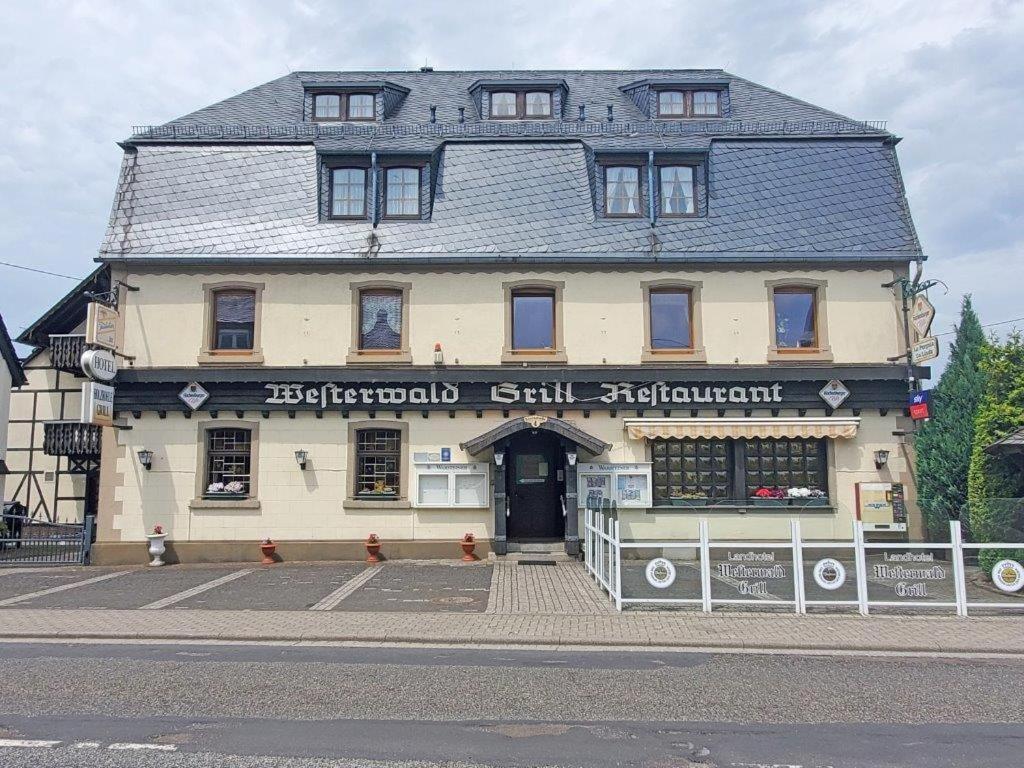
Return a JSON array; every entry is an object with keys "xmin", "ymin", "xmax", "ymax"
[{"xmin": 0, "ymin": 560, "xmax": 1021, "ymax": 654}]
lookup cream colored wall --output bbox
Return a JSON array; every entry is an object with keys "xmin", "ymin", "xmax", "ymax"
[
  {"xmin": 119, "ymin": 267, "xmax": 904, "ymax": 368},
  {"xmin": 0, "ymin": 359, "xmax": 10, "ymax": 501},
  {"xmin": 109, "ymin": 407, "xmax": 906, "ymax": 544}
]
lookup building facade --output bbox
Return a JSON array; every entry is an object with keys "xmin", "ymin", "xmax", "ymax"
[
  {"xmin": 1, "ymin": 313, "xmax": 29, "ymax": 501},
  {"xmin": 85, "ymin": 69, "xmax": 926, "ymax": 563}
]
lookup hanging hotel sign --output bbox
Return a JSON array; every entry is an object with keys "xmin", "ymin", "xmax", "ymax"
[
  {"xmin": 85, "ymin": 302, "xmax": 118, "ymax": 350},
  {"xmin": 81, "ymin": 381, "xmax": 115, "ymax": 427},
  {"xmin": 910, "ymin": 337, "xmax": 940, "ymax": 364},
  {"xmin": 911, "ymin": 295, "xmax": 936, "ymax": 337},
  {"xmin": 178, "ymin": 382, "xmax": 211, "ymax": 411},
  {"xmin": 818, "ymin": 379, "xmax": 850, "ymax": 409},
  {"xmin": 80, "ymin": 348, "xmax": 118, "ymax": 382}
]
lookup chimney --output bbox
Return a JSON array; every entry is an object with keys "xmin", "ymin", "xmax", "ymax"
[{"xmin": 420, "ymin": 65, "xmax": 434, "ymax": 72}]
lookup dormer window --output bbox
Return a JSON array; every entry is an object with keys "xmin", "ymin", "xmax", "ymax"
[
  {"xmin": 312, "ymin": 92, "xmax": 376, "ymax": 122},
  {"xmin": 655, "ymin": 89, "xmax": 722, "ymax": 118},
  {"xmin": 489, "ymin": 90, "xmax": 553, "ymax": 119},
  {"xmin": 604, "ymin": 166, "xmax": 641, "ymax": 217},
  {"xmin": 658, "ymin": 91, "xmax": 686, "ymax": 117}
]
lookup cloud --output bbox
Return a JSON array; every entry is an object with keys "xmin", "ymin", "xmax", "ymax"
[{"xmin": 1, "ymin": 0, "xmax": 1021, "ymax": 378}]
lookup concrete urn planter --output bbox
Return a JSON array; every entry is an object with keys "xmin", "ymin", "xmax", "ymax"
[{"xmin": 145, "ymin": 533, "xmax": 167, "ymax": 567}]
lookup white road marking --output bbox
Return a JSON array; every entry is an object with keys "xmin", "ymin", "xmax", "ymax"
[
  {"xmin": 107, "ymin": 743, "xmax": 178, "ymax": 751},
  {"xmin": 0, "ymin": 571, "xmax": 130, "ymax": 607},
  {"xmin": 0, "ymin": 738, "xmax": 61, "ymax": 748},
  {"xmin": 309, "ymin": 565, "xmax": 383, "ymax": 610},
  {"xmin": 71, "ymin": 742, "xmax": 101, "ymax": 749},
  {"xmin": 140, "ymin": 569, "xmax": 254, "ymax": 610}
]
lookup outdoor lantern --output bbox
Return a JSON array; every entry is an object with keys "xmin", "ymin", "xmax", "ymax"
[
  {"xmin": 294, "ymin": 449, "xmax": 308, "ymax": 470},
  {"xmin": 137, "ymin": 449, "xmax": 153, "ymax": 471},
  {"xmin": 874, "ymin": 449, "xmax": 890, "ymax": 470},
  {"xmin": 566, "ymin": 451, "xmax": 577, "ymax": 466},
  {"xmin": 494, "ymin": 451, "xmax": 504, "ymax": 467}
]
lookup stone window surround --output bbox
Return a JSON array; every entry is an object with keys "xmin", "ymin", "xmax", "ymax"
[
  {"xmin": 346, "ymin": 419, "xmax": 411, "ymax": 510},
  {"xmin": 765, "ymin": 278, "xmax": 834, "ymax": 362},
  {"xmin": 190, "ymin": 419, "xmax": 261, "ymax": 511},
  {"xmin": 501, "ymin": 279, "xmax": 567, "ymax": 364},
  {"xmin": 641, "ymin": 279, "xmax": 707, "ymax": 363},
  {"xmin": 198, "ymin": 281, "xmax": 265, "ymax": 366},
  {"xmin": 347, "ymin": 280, "xmax": 413, "ymax": 365}
]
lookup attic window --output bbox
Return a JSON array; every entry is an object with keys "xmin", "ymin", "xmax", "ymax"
[
  {"xmin": 491, "ymin": 92, "xmax": 517, "ymax": 118},
  {"xmin": 312, "ymin": 92, "xmax": 376, "ymax": 122},
  {"xmin": 525, "ymin": 92, "xmax": 552, "ymax": 117},
  {"xmin": 692, "ymin": 91, "xmax": 720, "ymax": 116},
  {"xmin": 489, "ymin": 90, "xmax": 553, "ymax": 119},
  {"xmin": 656, "ymin": 89, "xmax": 721, "ymax": 118},
  {"xmin": 658, "ymin": 91, "xmax": 686, "ymax": 117}
]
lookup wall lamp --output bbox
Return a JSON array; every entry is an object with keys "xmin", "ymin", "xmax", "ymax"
[
  {"xmin": 137, "ymin": 449, "xmax": 153, "ymax": 471},
  {"xmin": 493, "ymin": 451, "xmax": 504, "ymax": 467},
  {"xmin": 874, "ymin": 449, "xmax": 890, "ymax": 470},
  {"xmin": 566, "ymin": 451, "xmax": 577, "ymax": 466},
  {"xmin": 294, "ymin": 449, "xmax": 308, "ymax": 470}
]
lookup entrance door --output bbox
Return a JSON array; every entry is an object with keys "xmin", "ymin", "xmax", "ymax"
[{"xmin": 507, "ymin": 432, "xmax": 564, "ymax": 540}]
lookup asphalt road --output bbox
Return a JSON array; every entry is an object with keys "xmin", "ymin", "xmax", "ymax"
[{"xmin": 0, "ymin": 641, "xmax": 1022, "ymax": 767}]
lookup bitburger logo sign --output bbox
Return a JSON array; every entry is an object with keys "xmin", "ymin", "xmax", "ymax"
[
  {"xmin": 991, "ymin": 559, "xmax": 1024, "ymax": 593},
  {"xmin": 645, "ymin": 557, "xmax": 677, "ymax": 589},
  {"xmin": 812, "ymin": 558, "xmax": 847, "ymax": 591}
]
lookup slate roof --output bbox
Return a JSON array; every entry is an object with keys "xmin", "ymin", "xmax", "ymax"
[
  {"xmin": 985, "ymin": 427, "xmax": 1024, "ymax": 455},
  {"xmin": 0, "ymin": 313, "xmax": 27, "ymax": 387},
  {"xmin": 101, "ymin": 140, "xmax": 920, "ymax": 259}
]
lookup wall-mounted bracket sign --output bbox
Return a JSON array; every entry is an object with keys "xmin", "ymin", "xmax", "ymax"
[
  {"xmin": 85, "ymin": 302, "xmax": 118, "ymax": 351},
  {"xmin": 80, "ymin": 348, "xmax": 118, "ymax": 383},
  {"xmin": 909, "ymin": 389, "xmax": 931, "ymax": 421},
  {"xmin": 818, "ymin": 379, "xmax": 850, "ymax": 409},
  {"xmin": 178, "ymin": 382, "xmax": 211, "ymax": 411},
  {"xmin": 81, "ymin": 381, "xmax": 114, "ymax": 427},
  {"xmin": 910, "ymin": 337, "xmax": 939, "ymax": 364},
  {"xmin": 911, "ymin": 295, "xmax": 936, "ymax": 337}
]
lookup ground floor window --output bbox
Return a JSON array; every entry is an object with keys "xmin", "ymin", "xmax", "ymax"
[
  {"xmin": 355, "ymin": 429, "xmax": 401, "ymax": 497},
  {"xmin": 205, "ymin": 428, "xmax": 253, "ymax": 496},
  {"xmin": 651, "ymin": 437, "xmax": 828, "ymax": 503}
]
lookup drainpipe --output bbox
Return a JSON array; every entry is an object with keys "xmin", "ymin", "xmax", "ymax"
[
  {"xmin": 370, "ymin": 152, "xmax": 379, "ymax": 228},
  {"xmin": 647, "ymin": 150, "xmax": 656, "ymax": 227}
]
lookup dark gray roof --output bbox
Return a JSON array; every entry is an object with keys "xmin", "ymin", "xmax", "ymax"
[
  {"xmin": 985, "ymin": 427, "xmax": 1024, "ymax": 455},
  {"xmin": 145, "ymin": 69, "xmax": 876, "ymax": 140},
  {"xmin": 460, "ymin": 416, "xmax": 611, "ymax": 456},
  {"xmin": 16, "ymin": 266, "xmax": 108, "ymax": 348},
  {"xmin": 101, "ymin": 139, "xmax": 919, "ymax": 259},
  {"xmin": 0, "ymin": 313, "xmax": 27, "ymax": 387}
]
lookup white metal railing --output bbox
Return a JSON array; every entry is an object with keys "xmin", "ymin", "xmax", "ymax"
[{"xmin": 583, "ymin": 511, "xmax": 1024, "ymax": 616}]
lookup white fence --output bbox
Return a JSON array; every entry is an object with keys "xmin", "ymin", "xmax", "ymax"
[{"xmin": 583, "ymin": 507, "xmax": 1024, "ymax": 615}]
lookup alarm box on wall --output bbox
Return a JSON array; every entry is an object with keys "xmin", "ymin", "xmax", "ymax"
[{"xmin": 855, "ymin": 482, "xmax": 908, "ymax": 532}]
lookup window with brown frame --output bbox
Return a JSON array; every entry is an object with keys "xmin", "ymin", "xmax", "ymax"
[
  {"xmin": 659, "ymin": 165, "xmax": 696, "ymax": 216},
  {"xmin": 604, "ymin": 166, "xmax": 641, "ymax": 216},
  {"xmin": 772, "ymin": 287, "xmax": 818, "ymax": 350},
  {"xmin": 655, "ymin": 89, "xmax": 721, "ymax": 118},
  {"xmin": 384, "ymin": 167, "xmax": 421, "ymax": 218},
  {"xmin": 312, "ymin": 92, "xmax": 376, "ymax": 121},
  {"xmin": 355, "ymin": 429, "xmax": 402, "ymax": 497},
  {"xmin": 649, "ymin": 288, "xmax": 693, "ymax": 350},
  {"xmin": 510, "ymin": 289, "xmax": 555, "ymax": 351},
  {"xmin": 358, "ymin": 289, "xmax": 403, "ymax": 351},
  {"xmin": 211, "ymin": 290, "xmax": 256, "ymax": 351},
  {"xmin": 329, "ymin": 168, "xmax": 367, "ymax": 218},
  {"xmin": 489, "ymin": 90, "xmax": 553, "ymax": 119}
]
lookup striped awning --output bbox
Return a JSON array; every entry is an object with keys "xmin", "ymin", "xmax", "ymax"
[{"xmin": 623, "ymin": 417, "xmax": 860, "ymax": 441}]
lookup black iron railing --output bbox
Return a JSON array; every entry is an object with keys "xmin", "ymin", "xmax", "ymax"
[
  {"xmin": 43, "ymin": 421, "xmax": 102, "ymax": 458},
  {"xmin": 49, "ymin": 334, "xmax": 86, "ymax": 375},
  {"xmin": 0, "ymin": 511, "xmax": 93, "ymax": 566}
]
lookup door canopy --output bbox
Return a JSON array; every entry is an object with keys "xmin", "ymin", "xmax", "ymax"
[{"xmin": 461, "ymin": 416, "xmax": 611, "ymax": 457}]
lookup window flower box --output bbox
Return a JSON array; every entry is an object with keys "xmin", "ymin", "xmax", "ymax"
[
  {"xmin": 204, "ymin": 481, "xmax": 248, "ymax": 500},
  {"xmin": 669, "ymin": 496, "xmax": 709, "ymax": 507},
  {"xmin": 750, "ymin": 487, "xmax": 787, "ymax": 507}
]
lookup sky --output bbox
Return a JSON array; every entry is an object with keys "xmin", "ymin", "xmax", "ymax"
[{"xmin": 1, "ymin": 0, "xmax": 1022, "ymax": 378}]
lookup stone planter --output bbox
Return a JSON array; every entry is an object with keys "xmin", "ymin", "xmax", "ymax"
[
  {"xmin": 145, "ymin": 533, "xmax": 167, "ymax": 567},
  {"xmin": 260, "ymin": 542, "xmax": 277, "ymax": 565},
  {"xmin": 366, "ymin": 540, "xmax": 382, "ymax": 563},
  {"xmin": 460, "ymin": 540, "xmax": 478, "ymax": 562}
]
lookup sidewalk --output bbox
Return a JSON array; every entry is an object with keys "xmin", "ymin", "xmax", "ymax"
[{"xmin": 1, "ymin": 607, "xmax": 1022, "ymax": 655}]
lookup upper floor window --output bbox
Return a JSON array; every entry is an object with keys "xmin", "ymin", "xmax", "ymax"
[
  {"xmin": 657, "ymin": 90, "xmax": 686, "ymax": 117},
  {"xmin": 384, "ymin": 167, "xmax": 421, "ymax": 218},
  {"xmin": 330, "ymin": 168, "xmax": 367, "ymax": 218},
  {"xmin": 312, "ymin": 92, "xmax": 375, "ymax": 121},
  {"xmin": 524, "ymin": 91, "xmax": 552, "ymax": 117},
  {"xmin": 692, "ymin": 90, "xmax": 720, "ymax": 116},
  {"xmin": 659, "ymin": 166, "xmax": 696, "ymax": 216},
  {"xmin": 490, "ymin": 91, "xmax": 518, "ymax": 118},
  {"xmin": 773, "ymin": 287, "xmax": 818, "ymax": 350},
  {"xmin": 212, "ymin": 290, "xmax": 255, "ymax": 351},
  {"xmin": 649, "ymin": 288, "xmax": 693, "ymax": 350},
  {"xmin": 511, "ymin": 289, "xmax": 555, "ymax": 351},
  {"xmin": 604, "ymin": 166, "xmax": 641, "ymax": 217},
  {"xmin": 358, "ymin": 289, "xmax": 403, "ymax": 351}
]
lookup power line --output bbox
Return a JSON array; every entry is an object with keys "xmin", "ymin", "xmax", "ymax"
[
  {"xmin": 934, "ymin": 317, "xmax": 1024, "ymax": 337},
  {"xmin": 0, "ymin": 261, "xmax": 83, "ymax": 281}
]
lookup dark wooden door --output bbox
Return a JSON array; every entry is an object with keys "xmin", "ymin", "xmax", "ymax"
[{"xmin": 508, "ymin": 433, "xmax": 564, "ymax": 540}]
